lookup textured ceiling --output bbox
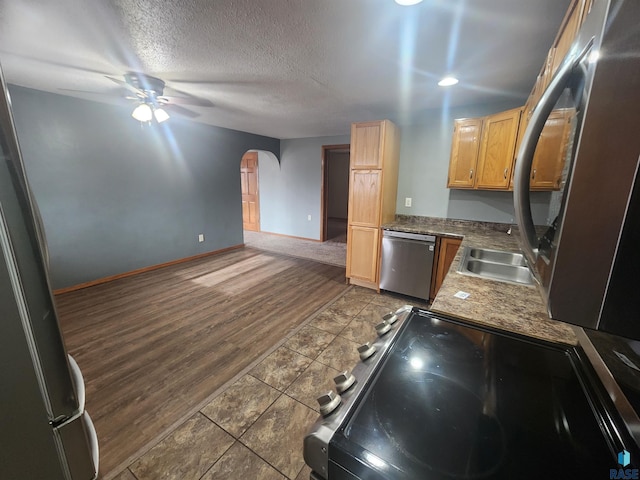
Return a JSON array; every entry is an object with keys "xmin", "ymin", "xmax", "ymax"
[{"xmin": 0, "ymin": 0, "xmax": 571, "ymax": 139}]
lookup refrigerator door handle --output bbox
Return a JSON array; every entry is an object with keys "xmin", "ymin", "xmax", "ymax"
[
  {"xmin": 67, "ymin": 355, "xmax": 85, "ymax": 413},
  {"xmin": 513, "ymin": 38, "xmax": 594, "ymax": 266},
  {"xmin": 83, "ymin": 412, "xmax": 100, "ymax": 478},
  {"xmin": 54, "ymin": 411, "xmax": 99, "ymax": 480}
]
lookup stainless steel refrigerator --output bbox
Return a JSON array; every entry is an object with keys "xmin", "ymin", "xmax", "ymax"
[{"xmin": 0, "ymin": 65, "xmax": 99, "ymax": 478}]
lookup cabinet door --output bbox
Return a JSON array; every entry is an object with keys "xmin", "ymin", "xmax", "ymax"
[
  {"xmin": 530, "ymin": 109, "xmax": 574, "ymax": 190},
  {"xmin": 540, "ymin": 47, "xmax": 556, "ymax": 97},
  {"xmin": 476, "ymin": 107, "xmax": 522, "ymax": 190},
  {"xmin": 551, "ymin": 0, "xmax": 586, "ymax": 76},
  {"xmin": 511, "ymin": 109, "xmax": 531, "ymax": 190},
  {"xmin": 431, "ymin": 237, "xmax": 462, "ymax": 300},
  {"xmin": 350, "ymin": 122, "xmax": 383, "ymax": 169},
  {"xmin": 447, "ymin": 118, "xmax": 482, "ymax": 189},
  {"xmin": 346, "ymin": 226, "xmax": 380, "ymax": 284},
  {"xmin": 348, "ymin": 170, "xmax": 382, "ymax": 227}
]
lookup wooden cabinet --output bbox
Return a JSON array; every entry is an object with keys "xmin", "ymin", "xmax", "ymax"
[
  {"xmin": 456, "ymin": 0, "xmax": 592, "ymax": 194},
  {"xmin": 430, "ymin": 237, "xmax": 462, "ymax": 301},
  {"xmin": 447, "ymin": 118, "xmax": 482, "ymax": 189},
  {"xmin": 551, "ymin": 0, "xmax": 587, "ymax": 75},
  {"xmin": 517, "ymin": 0, "xmax": 589, "ymax": 190},
  {"xmin": 530, "ymin": 108, "xmax": 574, "ymax": 190},
  {"xmin": 350, "ymin": 121, "xmax": 384, "ymax": 169},
  {"xmin": 520, "ymin": 45, "xmax": 555, "ymax": 138},
  {"xmin": 346, "ymin": 120, "xmax": 400, "ymax": 290},
  {"xmin": 523, "ymin": 0, "xmax": 590, "ymax": 112},
  {"xmin": 476, "ymin": 108, "xmax": 522, "ymax": 190},
  {"xmin": 447, "ymin": 108, "xmax": 521, "ymax": 191},
  {"xmin": 581, "ymin": 0, "xmax": 593, "ymax": 24},
  {"xmin": 349, "ymin": 170, "xmax": 382, "ymax": 226},
  {"xmin": 346, "ymin": 226, "xmax": 380, "ymax": 284}
]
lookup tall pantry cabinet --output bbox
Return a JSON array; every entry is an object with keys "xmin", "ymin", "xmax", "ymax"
[{"xmin": 346, "ymin": 120, "xmax": 400, "ymax": 290}]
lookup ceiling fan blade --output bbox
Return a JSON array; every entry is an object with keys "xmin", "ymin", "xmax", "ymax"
[
  {"xmin": 59, "ymin": 88, "xmax": 109, "ymax": 94},
  {"xmin": 158, "ymin": 92, "xmax": 214, "ymax": 107},
  {"xmin": 163, "ymin": 104, "xmax": 201, "ymax": 118},
  {"xmin": 169, "ymin": 79, "xmax": 264, "ymax": 87},
  {"xmin": 60, "ymin": 87, "xmax": 132, "ymax": 96},
  {"xmin": 58, "ymin": 88, "xmax": 133, "ymax": 105},
  {"xmin": 106, "ymin": 75, "xmax": 146, "ymax": 97}
]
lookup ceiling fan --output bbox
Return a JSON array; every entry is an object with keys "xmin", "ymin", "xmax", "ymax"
[{"xmin": 105, "ymin": 72, "xmax": 214, "ymax": 123}]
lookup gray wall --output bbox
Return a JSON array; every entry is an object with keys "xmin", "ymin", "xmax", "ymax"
[
  {"xmin": 9, "ymin": 85, "xmax": 279, "ymax": 289},
  {"xmin": 396, "ymin": 101, "xmax": 551, "ymax": 224},
  {"xmin": 259, "ymin": 134, "xmax": 350, "ymax": 239}
]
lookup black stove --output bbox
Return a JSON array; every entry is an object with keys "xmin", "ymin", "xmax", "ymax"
[{"xmin": 304, "ymin": 308, "xmax": 640, "ymax": 480}]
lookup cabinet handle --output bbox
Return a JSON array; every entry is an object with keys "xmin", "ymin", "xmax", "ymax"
[
  {"xmin": 469, "ymin": 169, "xmax": 473, "ymax": 179},
  {"xmin": 532, "ymin": 168, "xmax": 537, "ymax": 180},
  {"xmin": 503, "ymin": 168, "xmax": 508, "ymax": 179}
]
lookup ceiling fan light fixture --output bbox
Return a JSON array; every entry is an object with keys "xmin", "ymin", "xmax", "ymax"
[
  {"xmin": 132, "ymin": 103, "xmax": 153, "ymax": 122},
  {"xmin": 438, "ymin": 76, "xmax": 459, "ymax": 87},
  {"xmin": 154, "ymin": 107, "xmax": 170, "ymax": 123},
  {"xmin": 394, "ymin": 0, "xmax": 424, "ymax": 5}
]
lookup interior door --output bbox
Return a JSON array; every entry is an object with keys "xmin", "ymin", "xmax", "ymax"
[{"xmin": 241, "ymin": 152, "xmax": 259, "ymax": 231}]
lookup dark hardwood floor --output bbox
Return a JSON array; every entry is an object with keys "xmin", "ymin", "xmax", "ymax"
[{"xmin": 55, "ymin": 247, "xmax": 348, "ymax": 477}]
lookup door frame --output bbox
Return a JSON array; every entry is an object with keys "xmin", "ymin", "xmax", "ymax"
[{"xmin": 320, "ymin": 144, "xmax": 350, "ymax": 242}]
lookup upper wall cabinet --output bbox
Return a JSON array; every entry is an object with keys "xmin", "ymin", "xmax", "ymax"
[
  {"xmin": 350, "ymin": 121, "xmax": 384, "ymax": 169},
  {"xmin": 447, "ymin": 118, "xmax": 482, "ymax": 189},
  {"xmin": 475, "ymin": 107, "xmax": 522, "ymax": 190},
  {"xmin": 450, "ymin": 0, "xmax": 592, "ymax": 193},
  {"xmin": 551, "ymin": 0, "xmax": 591, "ymax": 75},
  {"xmin": 529, "ymin": 108, "xmax": 574, "ymax": 190},
  {"xmin": 447, "ymin": 108, "xmax": 521, "ymax": 191},
  {"xmin": 519, "ymin": 0, "xmax": 592, "ymax": 145}
]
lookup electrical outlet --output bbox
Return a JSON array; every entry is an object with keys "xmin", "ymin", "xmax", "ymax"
[
  {"xmin": 198, "ymin": 234, "xmax": 205, "ymax": 243},
  {"xmin": 405, "ymin": 197, "xmax": 412, "ymax": 207},
  {"xmin": 307, "ymin": 214, "xmax": 312, "ymax": 221}
]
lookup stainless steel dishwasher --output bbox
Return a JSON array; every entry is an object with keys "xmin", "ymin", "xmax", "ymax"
[{"xmin": 380, "ymin": 229, "xmax": 436, "ymax": 301}]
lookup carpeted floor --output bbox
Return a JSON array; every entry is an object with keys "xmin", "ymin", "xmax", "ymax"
[{"xmin": 243, "ymin": 229, "xmax": 347, "ymax": 267}]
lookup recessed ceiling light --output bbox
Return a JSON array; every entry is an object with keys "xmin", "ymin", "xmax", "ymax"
[
  {"xmin": 395, "ymin": 0, "xmax": 424, "ymax": 5},
  {"xmin": 438, "ymin": 76, "xmax": 459, "ymax": 87}
]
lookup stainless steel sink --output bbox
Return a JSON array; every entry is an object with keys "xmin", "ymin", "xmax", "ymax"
[
  {"xmin": 467, "ymin": 248, "xmax": 527, "ymax": 267},
  {"xmin": 457, "ymin": 247, "xmax": 534, "ymax": 285}
]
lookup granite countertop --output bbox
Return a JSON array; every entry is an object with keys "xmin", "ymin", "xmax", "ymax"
[{"xmin": 382, "ymin": 216, "xmax": 578, "ymax": 345}]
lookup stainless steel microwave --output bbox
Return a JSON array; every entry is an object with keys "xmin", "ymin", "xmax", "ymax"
[{"xmin": 514, "ymin": 0, "xmax": 640, "ymax": 341}]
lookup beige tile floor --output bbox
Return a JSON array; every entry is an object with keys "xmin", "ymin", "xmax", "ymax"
[{"xmin": 111, "ymin": 287, "xmax": 427, "ymax": 480}]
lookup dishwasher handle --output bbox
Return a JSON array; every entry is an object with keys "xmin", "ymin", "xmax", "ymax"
[{"xmin": 382, "ymin": 230, "xmax": 436, "ymax": 243}]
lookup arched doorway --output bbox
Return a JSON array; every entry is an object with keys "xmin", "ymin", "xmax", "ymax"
[{"xmin": 241, "ymin": 151, "xmax": 260, "ymax": 231}]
